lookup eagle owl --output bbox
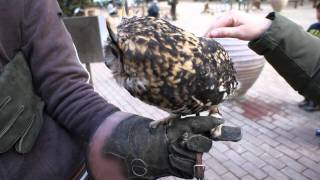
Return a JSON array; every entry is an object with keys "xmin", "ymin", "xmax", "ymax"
[{"xmin": 105, "ymin": 16, "xmax": 237, "ymax": 127}]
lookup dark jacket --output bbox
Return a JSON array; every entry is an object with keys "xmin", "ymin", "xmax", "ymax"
[
  {"xmin": 307, "ymin": 22, "xmax": 320, "ymax": 38},
  {"xmin": 0, "ymin": 0, "xmax": 119, "ymax": 179},
  {"xmin": 249, "ymin": 12, "xmax": 320, "ymax": 104}
]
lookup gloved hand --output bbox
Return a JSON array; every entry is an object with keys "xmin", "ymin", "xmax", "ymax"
[
  {"xmin": 88, "ymin": 112, "xmax": 241, "ymax": 180},
  {"xmin": 0, "ymin": 52, "xmax": 44, "ymax": 154}
]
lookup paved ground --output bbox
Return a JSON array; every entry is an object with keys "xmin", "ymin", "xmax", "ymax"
[{"xmin": 90, "ymin": 1, "xmax": 320, "ymax": 179}]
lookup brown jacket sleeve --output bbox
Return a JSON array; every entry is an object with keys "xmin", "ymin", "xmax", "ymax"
[
  {"xmin": 21, "ymin": 0, "xmax": 119, "ymax": 141},
  {"xmin": 249, "ymin": 12, "xmax": 320, "ymax": 104}
]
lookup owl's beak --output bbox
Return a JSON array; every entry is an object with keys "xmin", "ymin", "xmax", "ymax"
[
  {"xmin": 104, "ymin": 43, "xmax": 118, "ymax": 69},
  {"xmin": 104, "ymin": 52, "xmax": 113, "ymax": 69},
  {"xmin": 104, "ymin": 40, "xmax": 124, "ymax": 75}
]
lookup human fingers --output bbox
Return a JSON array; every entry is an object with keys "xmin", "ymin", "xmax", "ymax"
[
  {"xmin": 181, "ymin": 133, "xmax": 212, "ymax": 153},
  {"xmin": 204, "ymin": 14, "xmax": 239, "ymax": 37},
  {"xmin": 206, "ymin": 26, "xmax": 244, "ymax": 39}
]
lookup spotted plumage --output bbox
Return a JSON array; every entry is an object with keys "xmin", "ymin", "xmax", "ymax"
[{"xmin": 105, "ymin": 16, "xmax": 237, "ymax": 123}]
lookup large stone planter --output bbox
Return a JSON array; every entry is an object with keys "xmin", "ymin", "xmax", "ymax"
[
  {"xmin": 269, "ymin": 0, "xmax": 288, "ymax": 12},
  {"xmin": 215, "ymin": 38, "xmax": 266, "ymax": 98}
]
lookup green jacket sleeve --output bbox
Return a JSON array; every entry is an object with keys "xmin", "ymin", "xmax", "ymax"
[{"xmin": 249, "ymin": 12, "xmax": 320, "ymax": 104}]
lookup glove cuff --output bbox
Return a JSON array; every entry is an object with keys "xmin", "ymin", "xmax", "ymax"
[
  {"xmin": 86, "ymin": 111, "xmax": 134, "ymax": 180},
  {"xmin": 103, "ymin": 115, "xmax": 168, "ymax": 179}
]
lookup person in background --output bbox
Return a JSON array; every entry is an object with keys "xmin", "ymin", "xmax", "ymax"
[
  {"xmin": 168, "ymin": 0, "xmax": 178, "ymax": 20},
  {"xmin": 308, "ymin": 2, "xmax": 320, "ymax": 38},
  {"xmin": 298, "ymin": 2, "xmax": 320, "ymax": 111},
  {"xmin": 148, "ymin": 0, "xmax": 160, "ymax": 18},
  {"xmin": 252, "ymin": 0, "xmax": 262, "ymax": 10},
  {"xmin": 107, "ymin": 0, "xmax": 117, "ymax": 16}
]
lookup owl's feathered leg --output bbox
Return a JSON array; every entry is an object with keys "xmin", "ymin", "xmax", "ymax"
[{"xmin": 150, "ymin": 114, "xmax": 179, "ymax": 128}]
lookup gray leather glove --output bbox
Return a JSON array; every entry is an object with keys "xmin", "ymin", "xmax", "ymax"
[
  {"xmin": 0, "ymin": 52, "xmax": 44, "ymax": 154},
  {"xmin": 102, "ymin": 115, "xmax": 241, "ymax": 179}
]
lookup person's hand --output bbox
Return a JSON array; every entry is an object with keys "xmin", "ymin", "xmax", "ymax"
[
  {"xmin": 205, "ymin": 11, "xmax": 272, "ymax": 41},
  {"xmin": 88, "ymin": 112, "xmax": 241, "ymax": 180}
]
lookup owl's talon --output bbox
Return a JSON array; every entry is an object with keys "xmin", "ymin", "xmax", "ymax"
[
  {"xmin": 150, "ymin": 120, "xmax": 162, "ymax": 128},
  {"xmin": 210, "ymin": 113, "xmax": 222, "ymax": 119},
  {"xmin": 211, "ymin": 124, "xmax": 223, "ymax": 137},
  {"xmin": 149, "ymin": 120, "xmax": 168, "ymax": 128},
  {"xmin": 149, "ymin": 115, "xmax": 178, "ymax": 128}
]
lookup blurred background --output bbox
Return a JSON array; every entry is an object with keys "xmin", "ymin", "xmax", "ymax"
[{"xmin": 57, "ymin": 0, "xmax": 318, "ymax": 30}]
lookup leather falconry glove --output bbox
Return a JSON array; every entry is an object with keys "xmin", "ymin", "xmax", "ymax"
[
  {"xmin": 0, "ymin": 52, "xmax": 44, "ymax": 154},
  {"xmin": 88, "ymin": 112, "xmax": 241, "ymax": 180}
]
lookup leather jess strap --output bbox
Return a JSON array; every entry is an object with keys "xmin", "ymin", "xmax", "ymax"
[{"xmin": 194, "ymin": 153, "xmax": 205, "ymax": 180}]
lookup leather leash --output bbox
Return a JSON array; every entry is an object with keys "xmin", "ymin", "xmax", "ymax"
[
  {"xmin": 194, "ymin": 153, "xmax": 205, "ymax": 180},
  {"xmin": 194, "ymin": 113, "xmax": 205, "ymax": 180}
]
